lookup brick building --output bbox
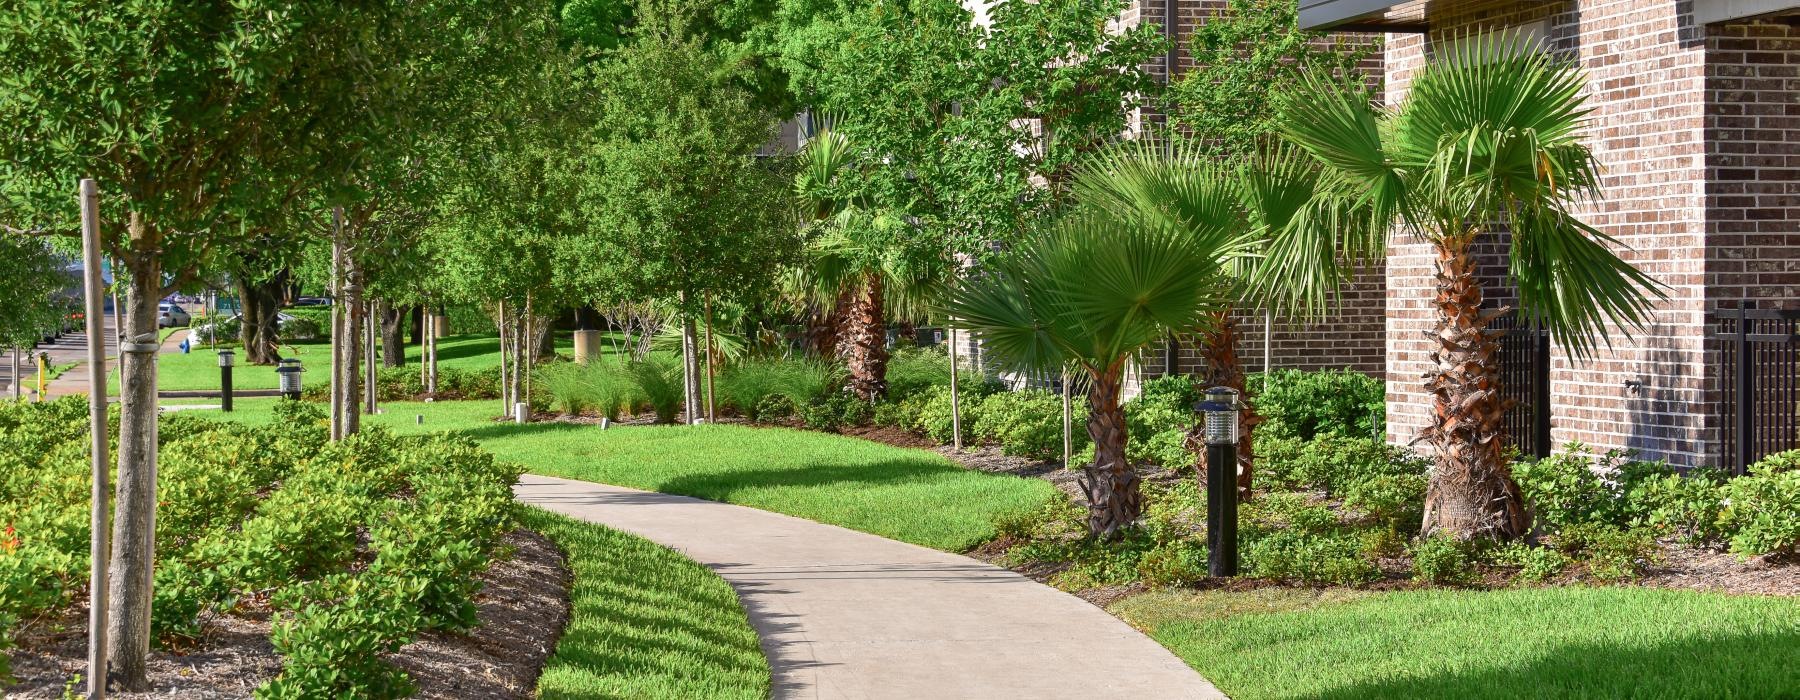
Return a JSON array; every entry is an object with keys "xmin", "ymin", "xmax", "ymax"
[
  {"xmin": 954, "ymin": 0, "xmax": 1395, "ymax": 392},
  {"xmin": 1298, "ymin": 0, "xmax": 1800, "ymax": 468}
]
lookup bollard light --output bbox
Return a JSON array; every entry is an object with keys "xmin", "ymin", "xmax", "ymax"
[
  {"xmin": 1197, "ymin": 386, "xmax": 1240, "ymax": 445},
  {"xmin": 1194, "ymin": 385, "xmax": 1242, "ymax": 577},
  {"xmin": 277, "ymin": 358, "xmax": 303, "ymax": 400},
  {"xmin": 217, "ymin": 349, "xmax": 235, "ymax": 412}
]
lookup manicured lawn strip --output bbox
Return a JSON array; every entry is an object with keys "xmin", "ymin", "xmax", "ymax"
[
  {"xmin": 523, "ymin": 507, "xmax": 769, "ymax": 700},
  {"xmin": 198, "ymin": 399, "xmax": 1059, "ymax": 552},
  {"xmin": 120, "ymin": 333, "xmax": 595, "ymax": 392},
  {"xmin": 1113, "ymin": 587, "xmax": 1800, "ymax": 700},
  {"xmin": 491, "ymin": 423, "xmax": 1057, "ymax": 551}
]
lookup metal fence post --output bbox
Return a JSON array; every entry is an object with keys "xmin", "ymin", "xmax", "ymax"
[
  {"xmin": 1533, "ymin": 325, "xmax": 1552, "ymax": 459},
  {"xmin": 1735, "ymin": 306, "xmax": 1754, "ymax": 474}
]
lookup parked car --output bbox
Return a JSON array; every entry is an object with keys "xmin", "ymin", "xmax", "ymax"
[
  {"xmin": 157, "ymin": 303, "xmax": 191, "ymax": 328},
  {"xmin": 292, "ymin": 296, "xmax": 333, "ymax": 307}
]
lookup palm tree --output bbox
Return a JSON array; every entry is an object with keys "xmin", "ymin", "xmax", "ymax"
[
  {"xmin": 791, "ymin": 127, "xmax": 947, "ymax": 400},
  {"xmin": 947, "ymin": 204, "xmax": 1247, "ymax": 538},
  {"xmin": 1280, "ymin": 34, "xmax": 1663, "ymax": 539},
  {"xmin": 1072, "ymin": 142, "xmax": 1382, "ymax": 499}
]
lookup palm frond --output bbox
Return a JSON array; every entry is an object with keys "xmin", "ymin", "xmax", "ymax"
[{"xmin": 1507, "ymin": 205, "xmax": 1666, "ymax": 358}]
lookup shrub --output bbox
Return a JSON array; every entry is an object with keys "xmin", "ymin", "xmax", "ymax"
[
  {"xmin": 1243, "ymin": 491, "xmax": 1340, "ymax": 536},
  {"xmin": 1492, "ymin": 541, "xmax": 1571, "ymax": 585},
  {"xmin": 973, "ymin": 390, "xmax": 1081, "ymax": 460},
  {"xmin": 754, "ymin": 394, "xmax": 796, "ymax": 421},
  {"xmin": 1269, "ymin": 435, "xmax": 1427, "ymax": 496},
  {"xmin": 1343, "ymin": 473, "xmax": 1427, "ymax": 535},
  {"xmin": 778, "ymin": 360, "xmax": 844, "ymax": 407},
  {"xmin": 801, "ymin": 392, "xmax": 872, "ymax": 432},
  {"xmin": 1250, "ymin": 368, "xmax": 1384, "ymax": 440},
  {"xmin": 912, "ymin": 386, "xmax": 988, "ymax": 445},
  {"xmin": 1555, "ymin": 523, "xmax": 1657, "ymax": 582},
  {"xmin": 1718, "ymin": 451, "xmax": 1800, "ymax": 556},
  {"xmin": 1244, "ymin": 529, "xmax": 1380, "ymax": 585},
  {"xmin": 717, "ymin": 358, "xmax": 793, "ymax": 422},
  {"xmin": 884, "ymin": 347, "xmax": 952, "ymax": 400},
  {"xmin": 537, "ymin": 362, "xmax": 595, "ymax": 415},
  {"xmin": 1513, "ymin": 445, "xmax": 1677, "ymax": 533},
  {"xmin": 1635, "ymin": 468, "xmax": 1727, "ymax": 544},
  {"xmin": 628, "ymin": 357, "xmax": 684, "ymax": 423},
  {"xmin": 1137, "ymin": 541, "xmax": 1209, "ymax": 588},
  {"xmin": 278, "ymin": 313, "xmax": 324, "ymax": 341},
  {"xmin": 1410, "ymin": 534, "xmax": 1477, "ymax": 585},
  {"xmin": 1124, "ymin": 377, "xmax": 1198, "ymax": 466}
]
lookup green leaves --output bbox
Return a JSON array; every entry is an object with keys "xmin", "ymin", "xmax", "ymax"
[
  {"xmin": 945, "ymin": 207, "xmax": 1240, "ymax": 377},
  {"xmin": 1281, "ymin": 28, "xmax": 1663, "ymax": 357}
]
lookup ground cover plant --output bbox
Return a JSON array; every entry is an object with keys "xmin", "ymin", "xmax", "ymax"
[
  {"xmin": 523, "ymin": 508, "xmax": 768, "ymax": 700},
  {"xmin": 1113, "ymin": 587, "xmax": 1800, "ymax": 700},
  {"xmin": 0, "ymin": 398, "xmax": 520, "ymax": 698}
]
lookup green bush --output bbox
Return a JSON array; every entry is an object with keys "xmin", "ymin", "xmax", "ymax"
[
  {"xmin": 1244, "ymin": 529, "xmax": 1381, "ymax": 585},
  {"xmin": 801, "ymin": 392, "xmax": 872, "ymax": 431},
  {"xmin": 536, "ymin": 362, "xmax": 594, "ymax": 415},
  {"xmin": 1513, "ymin": 445, "xmax": 1677, "ymax": 534},
  {"xmin": 1410, "ymin": 534, "xmax": 1477, "ymax": 585},
  {"xmin": 1137, "ymin": 541, "xmax": 1209, "ymax": 588},
  {"xmin": 717, "ymin": 358, "xmax": 792, "ymax": 421},
  {"xmin": 1249, "ymin": 368, "xmax": 1384, "ymax": 440},
  {"xmin": 1555, "ymin": 523, "xmax": 1657, "ymax": 582},
  {"xmin": 1124, "ymin": 377, "xmax": 1198, "ymax": 467},
  {"xmin": 0, "ymin": 397, "xmax": 521, "ymax": 696},
  {"xmin": 1263, "ymin": 434, "xmax": 1427, "ymax": 496},
  {"xmin": 912, "ymin": 385, "xmax": 989, "ymax": 445},
  {"xmin": 1718, "ymin": 451, "xmax": 1800, "ymax": 556},
  {"xmin": 884, "ymin": 347, "xmax": 952, "ymax": 400},
  {"xmin": 628, "ymin": 357, "xmax": 685, "ymax": 423},
  {"xmin": 973, "ymin": 390, "xmax": 1081, "ymax": 460},
  {"xmin": 1492, "ymin": 541, "xmax": 1571, "ymax": 585},
  {"xmin": 1635, "ymin": 468, "xmax": 1727, "ymax": 544},
  {"xmin": 1343, "ymin": 473, "xmax": 1427, "ymax": 535}
]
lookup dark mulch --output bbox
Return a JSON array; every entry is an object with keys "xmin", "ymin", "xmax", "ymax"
[
  {"xmin": 3, "ymin": 528, "xmax": 571, "ymax": 699},
  {"xmin": 1639, "ymin": 547, "xmax": 1799, "ymax": 596}
]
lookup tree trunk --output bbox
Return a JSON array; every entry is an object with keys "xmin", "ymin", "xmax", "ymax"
[
  {"xmin": 1079, "ymin": 364, "xmax": 1141, "ymax": 539},
  {"xmin": 235, "ymin": 270, "xmax": 285, "ymax": 365},
  {"xmin": 1419, "ymin": 233, "xmax": 1529, "ymax": 540},
  {"xmin": 409, "ymin": 305, "xmax": 425, "ymax": 345},
  {"xmin": 682, "ymin": 314, "xmax": 701, "ymax": 424},
  {"xmin": 1187, "ymin": 307, "xmax": 1257, "ymax": 500},
  {"xmin": 838, "ymin": 274, "xmax": 889, "ymax": 401},
  {"xmin": 106, "ymin": 215, "xmax": 160, "ymax": 691},
  {"xmin": 380, "ymin": 299, "xmax": 404, "ymax": 369}
]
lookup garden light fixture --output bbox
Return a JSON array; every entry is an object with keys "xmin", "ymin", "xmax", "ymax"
[
  {"xmin": 217, "ymin": 349, "xmax": 235, "ymax": 412},
  {"xmin": 1195, "ymin": 386, "xmax": 1241, "ymax": 577},
  {"xmin": 277, "ymin": 359, "xmax": 303, "ymax": 400}
]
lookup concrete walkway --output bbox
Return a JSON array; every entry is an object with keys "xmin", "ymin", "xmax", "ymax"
[{"xmin": 515, "ymin": 474, "xmax": 1225, "ymax": 700}]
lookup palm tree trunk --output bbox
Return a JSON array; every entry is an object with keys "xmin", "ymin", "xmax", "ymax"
[
  {"xmin": 838, "ymin": 274, "xmax": 889, "ymax": 401},
  {"xmin": 1419, "ymin": 233, "xmax": 1529, "ymax": 540},
  {"xmin": 1080, "ymin": 363, "xmax": 1141, "ymax": 539},
  {"xmin": 1189, "ymin": 307, "xmax": 1257, "ymax": 500},
  {"xmin": 379, "ymin": 299, "xmax": 404, "ymax": 369}
]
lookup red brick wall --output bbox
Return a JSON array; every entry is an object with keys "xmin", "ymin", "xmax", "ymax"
[{"xmin": 1706, "ymin": 15, "xmax": 1800, "ymax": 311}]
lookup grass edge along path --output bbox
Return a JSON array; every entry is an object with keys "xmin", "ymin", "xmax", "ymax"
[
  {"xmin": 191, "ymin": 398, "xmax": 1058, "ymax": 552},
  {"xmin": 1112, "ymin": 586, "xmax": 1800, "ymax": 700},
  {"xmin": 524, "ymin": 507, "xmax": 770, "ymax": 700}
]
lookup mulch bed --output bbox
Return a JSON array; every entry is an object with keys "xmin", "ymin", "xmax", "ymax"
[{"xmin": 4, "ymin": 529, "xmax": 571, "ymax": 699}]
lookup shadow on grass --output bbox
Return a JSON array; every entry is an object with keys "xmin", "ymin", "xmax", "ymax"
[
  {"xmin": 426, "ymin": 335, "xmax": 502, "ymax": 363},
  {"xmin": 1311, "ymin": 629, "xmax": 1800, "ymax": 700}
]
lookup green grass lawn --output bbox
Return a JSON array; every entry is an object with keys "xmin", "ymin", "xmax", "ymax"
[
  {"xmin": 524, "ymin": 507, "xmax": 768, "ymax": 700},
  {"xmin": 197, "ymin": 398, "xmax": 1058, "ymax": 551},
  {"xmin": 122, "ymin": 332, "xmax": 597, "ymax": 392},
  {"xmin": 1112, "ymin": 587, "xmax": 1800, "ymax": 700}
]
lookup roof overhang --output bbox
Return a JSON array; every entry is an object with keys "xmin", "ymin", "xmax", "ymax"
[{"xmin": 1298, "ymin": 0, "xmax": 1428, "ymax": 32}]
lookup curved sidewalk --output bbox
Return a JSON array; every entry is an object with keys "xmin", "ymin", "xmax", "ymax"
[{"xmin": 515, "ymin": 474, "xmax": 1224, "ymax": 700}]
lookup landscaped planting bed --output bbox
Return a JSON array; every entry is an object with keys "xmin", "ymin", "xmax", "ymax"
[{"xmin": 0, "ymin": 398, "xmax": 525, "ymax": 697}]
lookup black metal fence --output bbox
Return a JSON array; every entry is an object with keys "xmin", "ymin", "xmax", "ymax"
[
  {"xmin": 1718, "ymin": 308, "xmax": 1800, "ymax": 474},
  {"xmin": 1492, "ymin": 311, "xmax": 1552, "ymax": 460}
]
